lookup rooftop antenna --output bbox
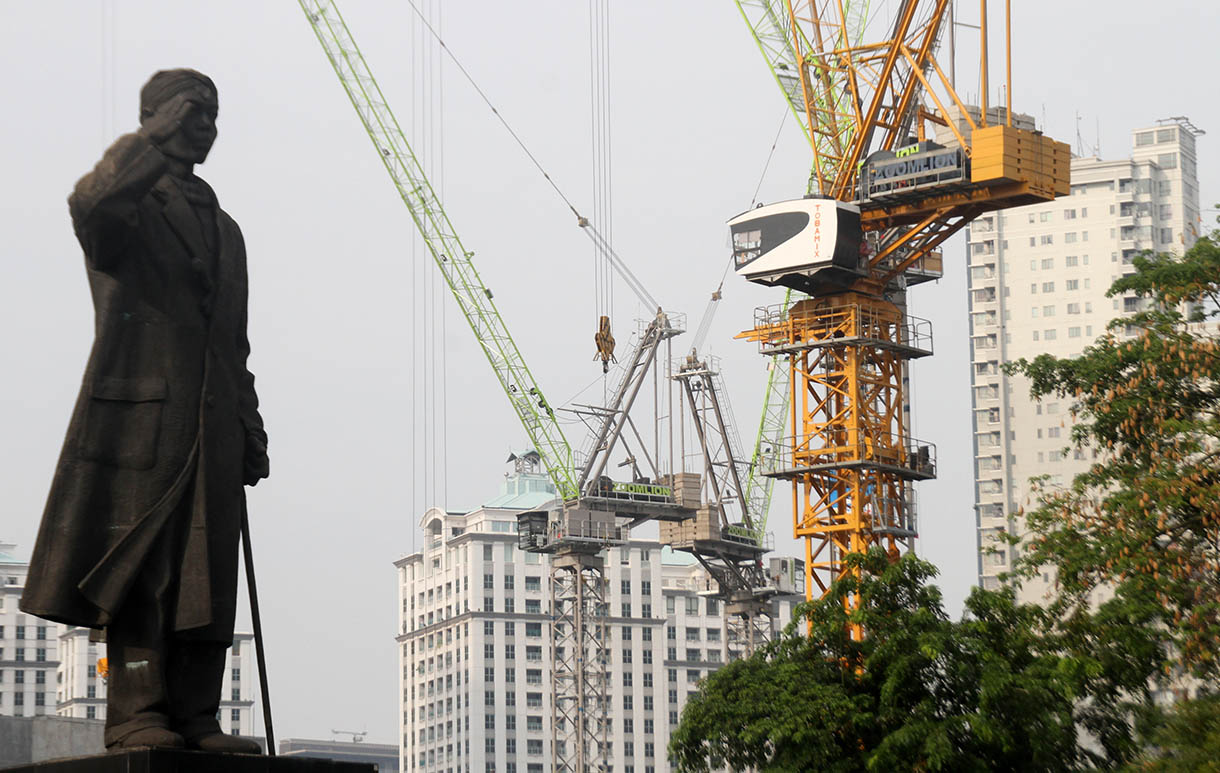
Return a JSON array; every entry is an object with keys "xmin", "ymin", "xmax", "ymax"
[
  {"xmin": 1075, "ymin": 111, "xmax": 1085, "ymax": 157},
  {"xmin": 1095, "ymin": 116, "xmax": 1101, "ymax": 157}
]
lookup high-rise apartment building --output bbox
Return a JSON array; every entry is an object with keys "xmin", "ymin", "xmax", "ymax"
[
  {"xmin": 1, "ymin": 541, "xmax": 258, "ymax": 735},
  {"xmin": 395, "ymin": 456, "xmax": 806, "ymax": 773},
  {"xmin": 0, "ymin": 542, "xmax": 60, "ymax": 718},
  {"xmin": 56, "ymin": 626, "xmax": 257, "ymax": 736},
  {"xmin": 967, "ymin": 118, "xmax": 1203, "ymax": 600},
  {"xmin": 55, "ymin": 626, "xmax": 106, "ymax": 720}
]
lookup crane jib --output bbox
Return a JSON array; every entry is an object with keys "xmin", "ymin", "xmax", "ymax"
[{"xmin": 299, "ymin": 0, "xmax": 579, "ymax": 500}]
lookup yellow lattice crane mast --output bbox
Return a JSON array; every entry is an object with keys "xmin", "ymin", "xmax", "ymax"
[{"xmin": 731, "ymin": 0, "xmax": 1068, "ymax": 625}]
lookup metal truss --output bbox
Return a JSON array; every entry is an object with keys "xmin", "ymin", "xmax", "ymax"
[
  {"xmin": 675, "ymin": 355, "xmax": 777, "ymax": 657},
  {"xmin": 733, "ymin": 0, "xmax": 878, "ymax": 192},
  {"xmin": 550, "ymin": 552, "xmax": 609, "ymax": 773},
  {"xmin": 298, "ymin": 0, "xmax": 579, "ymax": 498},
  {"xmin": 773, "ymin": 0, "xmax": 952, "ymax": 200},
  {"xmin": 574, "ymin": 310, "xmax": 685, "ymax": 495},
  {"xmin": 676, "ymin": 355, "xmax": 752, "ymax": 536},
  {"xmin": 742, "ymin": 293, "xmax": 937, "ymax": 620},
  {"xmin": 744, "ymin": 288, "xmax": 806, "ymax": 541},
  {"xmin": 725, "ymin": 602, "xmax": 775, "ymax": 660}
]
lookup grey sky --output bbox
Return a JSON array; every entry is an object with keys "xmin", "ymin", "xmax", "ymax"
[{"xmin": 2, "ymin": 0, "xmax": 1216, "ymax": 744}]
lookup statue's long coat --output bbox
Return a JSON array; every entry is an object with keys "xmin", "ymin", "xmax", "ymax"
[{"xmin": 20, "ymin": 132, "xmax": 265, "ymax": 641}]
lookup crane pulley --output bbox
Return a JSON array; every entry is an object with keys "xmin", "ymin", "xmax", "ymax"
[{"xmin": 593, "ymin": 315, "xmax": 616, "ymax": 373}]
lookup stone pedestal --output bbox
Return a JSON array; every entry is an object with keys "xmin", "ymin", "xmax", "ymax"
[{"xmin": 2, "ymin": 748, "xmax": 377, "ymax": 773}]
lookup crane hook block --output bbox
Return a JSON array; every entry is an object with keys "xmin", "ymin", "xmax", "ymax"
[{"xmin": 594, "ymin": 315, "xmax": 616, "ymax": 374}]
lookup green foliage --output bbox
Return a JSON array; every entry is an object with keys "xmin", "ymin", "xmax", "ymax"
[
  {"xmin": 669, "ymin": 238, "xmax": 1220, "ymax": 772},
  {"xmin": 668, "ymin": 551, "xmax": 1106, "ymax": 772},
  {"xmin": 1123, "ymin": 692, "xmax": 1220, "ymax": 772},
  {"xmin": 1006, "ymin": 235, "xmax": 1220, "ymax": 678}
]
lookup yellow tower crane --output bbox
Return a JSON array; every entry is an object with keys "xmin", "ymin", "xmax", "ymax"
[{"xmin": 731, "ymin": 0, "xmax": 1069, "ymax": 626}]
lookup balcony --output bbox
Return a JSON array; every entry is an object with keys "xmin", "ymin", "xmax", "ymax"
[
  {"xmin": 972, "ymin": 334, "xmax": 998, "ymax": 352},
  {"xmin": 974, "ymin": 407, "xmax": 1001, "ymax": 425},
  {"xmin": 969, "ymin": 267, "xmax": 997, "ymax": 286},
  {"xmin": 973, "ymin": 384, "xmax": 1001, "ymax": 402},
  {"xmin": 971, "ymin": 288, "xmax": 998, "ymax": 305},
  {"xmin": 977, "ymin": 479, "xmax": 1003, "ymax": 496},
  {"xmin": 977, "ymin": 432, "xmax": 1002, "ymax": 448},
  {"xmin": 977, "ymin": 455, "xmax": 1004, "ymax": 472},
  {"xmin": 970, "ymin": 241, "xmax": 996, "ymax": 260},
  {"xmin": 971, "ymin": 312, "xmax": 998, "ymax": 329}
]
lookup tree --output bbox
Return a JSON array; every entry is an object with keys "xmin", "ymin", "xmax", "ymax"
[
  {"xmin": 1007, "ymin": 235, "xmax": 1220, "ymax": 680},
  {"xmin": 668, "ymin": 551, "xmax": 1107, "ymax": 772},
  {"xmin": 668, "ymin": 238, "xmax": 1220, "ymax": 771},
  {"xmin": 1123, "ymin": 692, "xmax": 1220, "ymax": 772}
]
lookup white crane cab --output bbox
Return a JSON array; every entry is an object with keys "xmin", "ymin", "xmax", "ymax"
[{"xmin": 728, "ymin": 197, "xmax": 864, "ymax": 293}]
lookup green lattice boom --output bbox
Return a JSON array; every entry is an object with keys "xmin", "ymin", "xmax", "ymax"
[
  {"xmin": 733, "ymin": 0, "xmax": 874, "ymax": 194},
  {"xmin": 300, "ymin": 0, "xmax": 579, "ymax": 500}
]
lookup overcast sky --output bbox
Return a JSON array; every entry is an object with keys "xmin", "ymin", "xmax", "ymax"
[{"xmin": 2, "ymin": 0, "xmax": 1217, "ymax": 745}]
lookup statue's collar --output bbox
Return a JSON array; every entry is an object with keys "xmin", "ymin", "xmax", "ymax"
[{"xmin": 151, "ymin": 176, "xmax": 213, "ymax": 262}]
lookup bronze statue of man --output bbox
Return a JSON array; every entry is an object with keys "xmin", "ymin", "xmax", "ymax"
[{"xmin": 20, "ymin": 69, "xmax": 269, "ymax": 753}]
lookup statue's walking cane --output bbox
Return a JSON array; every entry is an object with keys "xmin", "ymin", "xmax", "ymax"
[{"xmin": 241, "ymin": 504, "xmax": 276, "ymax": 756}]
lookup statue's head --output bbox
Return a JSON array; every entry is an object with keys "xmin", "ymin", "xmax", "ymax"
[{"xmin": 140, "ymin": 69, "xmax": 218, "ymax": 164}]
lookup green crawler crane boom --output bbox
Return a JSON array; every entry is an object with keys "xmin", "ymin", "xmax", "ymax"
[{"xmin": 299, "ymin": 0, "xmax": 578, "ymax": 500}]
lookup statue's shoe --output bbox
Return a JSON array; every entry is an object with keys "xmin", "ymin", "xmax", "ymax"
[
  {"xmin": 111, "ymin": 726, "xmax": 186, "ymax": 749},
  {"xmin": 187, "ymin": 732, "xmax": 263, "ymax": 755}
]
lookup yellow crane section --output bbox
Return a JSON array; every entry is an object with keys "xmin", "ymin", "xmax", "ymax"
[{"xmin": 733, "ymin": 0, "xmax": 1069, "ymax": 623}]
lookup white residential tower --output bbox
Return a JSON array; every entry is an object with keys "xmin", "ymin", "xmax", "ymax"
[{"xmin": 966, "ymin": 118, "xmax": 1203, "ymax": 600}]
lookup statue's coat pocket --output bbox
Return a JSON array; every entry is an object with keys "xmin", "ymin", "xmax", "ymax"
[{"xmin": 78, "ymin": 376, "xmax": 168, "ymax": 470}]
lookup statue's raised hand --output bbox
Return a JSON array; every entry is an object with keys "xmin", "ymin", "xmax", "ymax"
[{"xmin": 139, "ymin": 93, "xmax": 196, "ymax": 147}]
